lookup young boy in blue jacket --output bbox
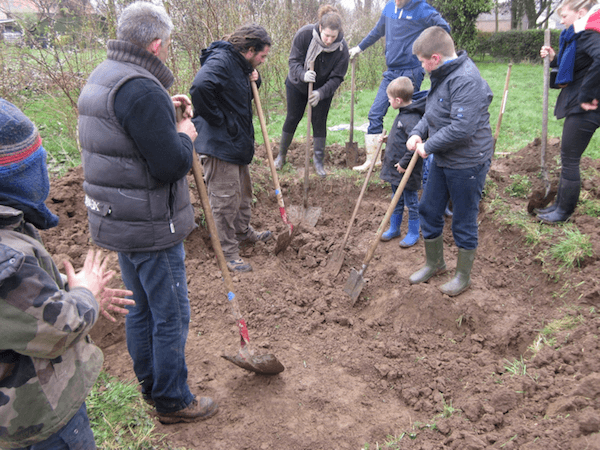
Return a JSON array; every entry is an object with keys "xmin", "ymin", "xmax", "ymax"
[
  {"xmin": 379, "ymin": 76, "xmax": 425, "ymax": 247},
  {"xmin": 406, "ymin": 26, "xmax": 493, "ymax": 296}
]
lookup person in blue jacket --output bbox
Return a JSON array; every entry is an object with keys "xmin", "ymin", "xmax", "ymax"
[
  {"xmin": 190, "ymin": 24, "xmax": 273, "ymax": 273},
  {"xmin": 407, "ymin": 26, "xmax": 493, "ymax": 297},
  {"xmin": 379, "ymin": 77, "xmax": 425, "ymax": 247},
  {"xmin": 349, "ymin": 0, "xmax": 449, "ymax": 173}
]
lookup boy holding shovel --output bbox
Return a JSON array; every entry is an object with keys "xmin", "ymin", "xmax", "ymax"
[
  {"xmin": 406, "ymin": 26, "xmax": 493, "ymax": 296},
  {"xmin": 379, "ymin": 76, "xmax": 426, "ymax": 247}
]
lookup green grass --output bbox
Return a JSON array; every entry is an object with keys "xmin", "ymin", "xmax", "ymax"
[
  {"xmin": 87, "ymin": 372, "xmax": 161, "ymax": 450},
  {"xmin": 254, "ymin": 59, "xmax": 600, "ymax": 160}
]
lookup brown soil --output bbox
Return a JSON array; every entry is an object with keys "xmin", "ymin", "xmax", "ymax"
[{"xmin": 41, "ymin": 138, "xmax": 600, "ymax": 450}]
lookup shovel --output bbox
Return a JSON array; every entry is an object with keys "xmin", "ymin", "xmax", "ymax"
[
  {"xmin": 493, "ymin": 63, "xmax": 512, "ymax": 150},
  {"xmin": 327, "ymin": 131, "xmax": 386, "ymax": 277},
  {"xmin": 251, "ymin": 81, "xmax": 295, "ymax": 255},
  {"xmin": 181, "ymin": 107, "xmax": 284, "ymax": 375},
  {"xmin": 528, "ymin": 29, "xmax": 555, "ymax": 214},
  {"xmin": 344, "ymin": 150, "xmax": 419, "ymax": 305},
  {"xmin": 288, "ymin": 61, "xmax": 321, "ymax": 227},
  {"xmin": 345, "ymin": 58, "xmax": 359, "ymax": 167}
]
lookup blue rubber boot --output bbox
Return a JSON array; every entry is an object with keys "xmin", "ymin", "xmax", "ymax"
[
  {"xmin": 380, "ymin": 213, "xmax": 402, "ymax": 241},
  {"xmin": 399, "ymin": 218, "xmax": 420, "ymax": 248}
]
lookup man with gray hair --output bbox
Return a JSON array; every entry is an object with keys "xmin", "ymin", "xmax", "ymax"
[{"xmin": 78, "ymin": 1, "xmax": 218, "ymax": 424}]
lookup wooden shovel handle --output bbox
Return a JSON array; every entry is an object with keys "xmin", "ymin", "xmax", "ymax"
[
  {"xmin": 340, "ymin": 130, "xmax": 386, "ymax": 247},
  {"xmin": 541, "ymin": 29, "xmax": 551, "ymax": 192},
  {"xmin": 349, "ymin": 58, "xmax": 356, "ymax": 143},
  {"xmin": 493, "ymin": 63, "xmax": 512, "ymax": 147},
  {"xmin": 177, "ymin": 107, "xmax": 248, "ymax": 345},
  {"xmin": 251, "ymin": 81, "xmax": 293, "ymax": 228},
  {"xmin": 304, "ymin": 61, "xmax": 314, "ymax": 209},
  {"xmin": 361, "ymin": 150, "xmax": 420, "ymax": 266}
]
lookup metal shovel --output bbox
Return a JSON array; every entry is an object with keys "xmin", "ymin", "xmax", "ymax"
[
  {"xmin": 251, "ymin": 81, "xmax": 296, "ymax": 255},
  {"xmin": 527, "ymin": 29, "xmax": 555, "ymax": 213},
  {"xmin": 344, "ymin": 150, "xmax": 420, "ymax": 305},
  {"xmin": 185, "ymin": 111, "xmax": 284, "ymax": 374},
  {"xmin": 327, "ymin": 131, "xmax": 386, "ymax": 277},
  {"xmin": 288, "ymin": 61, "xmax": 321, "ymax": 227},
  {"xmin": 345, "ymin": 58, "xmax": 359, "ymax": 167}
]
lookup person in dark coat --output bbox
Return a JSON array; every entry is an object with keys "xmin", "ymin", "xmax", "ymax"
[
  {"xmin": 190, "ymin": 24, "xmax": 273, "ymax": 273},
  {"xmin": 79, "ymin": 1, "xmax": 218, "ymax": 425},
  {"xmin": 407, "ymin": 26, "xmax": 494, "ymax": 297},
  {"xmin": 274, "ymin": 5, "xmax": 349, "ymax": 177},
  {"xmin": 535, "ymin": 0, "xmax": 600, "ymax": 223},
  {"xmin": 379, "ymin": 77, "xmax": 425, "ymax": 247}
]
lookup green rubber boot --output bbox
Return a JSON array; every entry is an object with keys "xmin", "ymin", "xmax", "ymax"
[
  {"xmin": 409, "ymin": 234, "xmax": 446, "ymax": 284},
  {"xmin": 438, "ymin": 248, "xmax": 476, "ymax": 296}
]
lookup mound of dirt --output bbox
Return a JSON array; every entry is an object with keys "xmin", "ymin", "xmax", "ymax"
[{"xmin": 41, "ymin": 138, "xmax": 600, "ymax": 449}]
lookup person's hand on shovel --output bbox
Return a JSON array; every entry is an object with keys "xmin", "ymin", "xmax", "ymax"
[
  {"xmin": 378, "ymin": 133, "xmax": 388, "ymax": 144},
  {"xmin": 173, "ymin": 96, "xmax": 198, "ymax": 142},
  {"xmin": 407, "ymin": 135, "xmax": 427, "ymax": 159}
]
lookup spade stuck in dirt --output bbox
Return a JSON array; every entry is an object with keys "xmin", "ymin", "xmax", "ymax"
[
  {"xmin": 344, "ymin": 150, "xmax": 419, "ymax": 305},
  {"xmin": 288, "ymin": 61, "xmax": 321, "ymax": 228},
  {"xmin": 345, "ymin": 58, "xmax": 359, "ymax": 168},
  {"xmin": 178, "ymin": 107, "xmax": 284, "ymax": 375},
  {"xmin": 327, "ymin": 131, "xmax": 386, "ymax": 277}
]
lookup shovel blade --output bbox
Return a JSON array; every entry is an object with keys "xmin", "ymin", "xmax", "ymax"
[
  {"xmin": 221, "ymin": 351, "xmax": 285, "ymax": 375},
  {"xmin": 326, "ymin": 247, "xmax": 345, "ymax": 277},
  {"xmin": 274, "ymin": 225, "xmax": 295, "ymax": 255},
  {"xmin": 344, "ymin": 267, "xmax": 365, "ymax": 305},
  {"xmin": 288, "ymin": 205, "xmax": 321, "ymax": 228},
  {"xmin": 345, "ymin": 142, "xmax": 359, "ymax": 168}
]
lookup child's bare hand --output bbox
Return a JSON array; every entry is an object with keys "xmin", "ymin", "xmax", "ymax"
[
  {"xmin": 395, "ymin": 162, "xmax": 406, "ymax": 173},
  {"xmin": 99, "ymin": 287, "xmax": 135, "ymax": 322},
  {"xmin": 379, "ymin": 134, "xmax": 388, "ymax": 143}
]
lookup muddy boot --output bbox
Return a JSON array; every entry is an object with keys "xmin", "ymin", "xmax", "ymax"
[
  {"xmin": 381, "ymin": 213, "xmax": 402, "ymax": 241},
  {"xmin": 533, "ymin": 177, "xmax": 562, "ymax": 216},
  {"xmin": 438, "ymin": 247, "xmax": 476, "ymax": 296},
  {"xmin": 313, "ymin": 137, "xmax": 327, "ymax": 178},
  {"xmin": 537, "ymin": 178, "xmax": 580, "ymax": 224},
  {"xmin": 274, "ymin": 131, "xmax": 293, "ymax": 170},
  {"xmin": 409, "ymin": 234, "xmax": 446, "ymax": 284},
  {"xmin": 353, "ymin": 133, "xmax": 381, "ymax": 173},
  {"xmin": 399, "ymin": 218, "xmax": 420, "ymax": 248}
]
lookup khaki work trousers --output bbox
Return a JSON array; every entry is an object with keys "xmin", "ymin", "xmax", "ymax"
[{"xmin": 202, "ymin": 156, "xmax": 253, "ymax": 260}]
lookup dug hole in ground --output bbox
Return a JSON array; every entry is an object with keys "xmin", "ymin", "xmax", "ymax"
[{"xmin": 43, "ymin": 138, "xmax": 600, "ymax": 450}]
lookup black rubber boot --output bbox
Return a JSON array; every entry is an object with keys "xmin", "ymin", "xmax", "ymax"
[
  {"xmin": 275, "ymin": 131, "xmax": 294, "ymax": 170},
  {"xmin": 438, "ymin": 248, "xmax": 476, "ymax": 296},
  {"xmin": 537, "ymin": 178, "xmax": 580, "ymax": 224},
  {"xmin": 313, "ymin": 137, "xmax": 327, "ymax": 178},
  {"xmin": 409, "ymin": 234, "xmax": 446, "ymax": 284},
  {"xmin": 533, "ymin": 178, "xmax": 562, "ymax": 215}
]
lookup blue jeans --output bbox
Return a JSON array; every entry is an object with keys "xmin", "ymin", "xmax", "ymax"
[
  {"xmin": 15, "ymin": 403, "xmax": 95, "ymax": 450},
  {"xmin": 367, "ymin": 67, "xmax": 425, "ymax": 134},
  {"xmin": 391, "ymin": 184, "xmax": 419, "ymax": 220},
  {"xmin": 118, "ymin": 242, "xmax": 194, "ymax": 414},
  {"xmin": 419, "ymin": 159, "xmax": 490, "ymax": 250}
]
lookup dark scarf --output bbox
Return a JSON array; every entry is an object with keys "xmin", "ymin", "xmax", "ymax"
[
  {"xmin": 106, "ymin": 40, "xmax": 174, "ymax": 89},
  {"xmin": 555, "ymin": 25, "xmax": 581, "ymax": 87}
]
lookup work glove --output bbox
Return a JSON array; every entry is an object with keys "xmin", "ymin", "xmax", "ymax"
[
  {"xmin": 303, "ymin": 70, "xmax": 316, "ymax": 83},
  {"xmin": 308, "ymin": 90, "xmax": 321, "ymax": 107},
  {"xmin": 349, "ymin": 46, "xmax": 362, "ymax": 59}
]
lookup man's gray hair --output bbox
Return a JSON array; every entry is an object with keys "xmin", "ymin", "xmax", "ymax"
[{"xmin": 117, "ymin": 1, "xmax": 173, "ymax": 49}]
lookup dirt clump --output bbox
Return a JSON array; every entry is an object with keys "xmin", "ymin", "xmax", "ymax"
[{"xmin": 41, "ymin": 138, "xmax": 600, "ymax": 449}]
